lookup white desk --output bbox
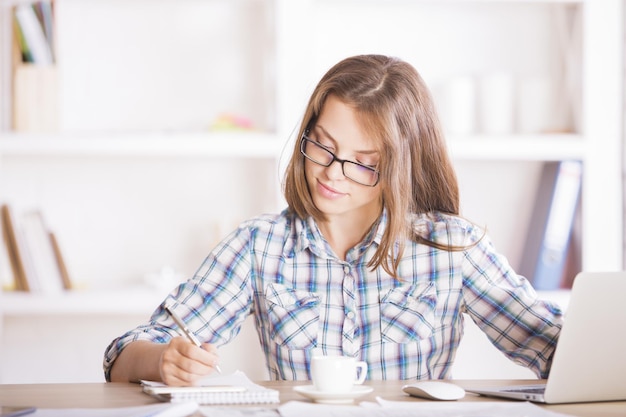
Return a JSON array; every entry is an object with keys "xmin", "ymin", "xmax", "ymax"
[{"xmin": 0, "ymin": 380, "xmax": 623, "ymax": 417}]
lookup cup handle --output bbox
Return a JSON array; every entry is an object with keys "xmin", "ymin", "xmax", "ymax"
[{"xmin": 354, "ymin": 361, "xmax": 368, "ymax": 385}]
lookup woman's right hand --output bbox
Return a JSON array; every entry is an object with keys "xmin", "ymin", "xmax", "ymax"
[{"xmin": 159, "ymin": 336, "xmax": 221, "ymax": 386}]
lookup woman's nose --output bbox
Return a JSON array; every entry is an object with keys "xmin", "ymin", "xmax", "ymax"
[{"xmin": 324, "ymin": 159, "xmax": 345, "ymax": 180}]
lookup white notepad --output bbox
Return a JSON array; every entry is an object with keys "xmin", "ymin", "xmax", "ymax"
[{"xmin": 141, "ymin": 370, "xmax": 279, "ymax": 405}]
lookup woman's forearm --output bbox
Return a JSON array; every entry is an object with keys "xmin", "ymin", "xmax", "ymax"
[{"xmin": 109, "ymin": 340, "xmax": 166, "ymax": 383}]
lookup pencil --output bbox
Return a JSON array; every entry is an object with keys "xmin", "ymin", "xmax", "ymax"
[{"xmin": 164, "ymin": 303, "xmax": 222, "ymax": 374}]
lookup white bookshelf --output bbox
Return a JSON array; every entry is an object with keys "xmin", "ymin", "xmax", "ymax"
[
  {"xmin": 447, "ymin": 133, "xmax": 585, "ymax": 161},
  {"xmin": 0, "ymin": 289, "xmax": 166, "ymax": 316},
  {"xmin": 0, "ymin": 131, "xmax": 282, "ymax": 158},
  {"xmin": 0, "ymin": 132, "xmax": 585, "ymax": 160},
  {"xmin": 0, "ymin": 0, "xmax": 622, "ymax": 383}
]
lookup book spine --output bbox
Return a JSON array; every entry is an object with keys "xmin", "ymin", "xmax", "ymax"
[
  {"xmin": 34, "ymin": 1, "xmax": 56, "ymax": 62},
  {"xmin": 13, "ymin": 4, "xmax": 54, "ymax": 65},
  {"xmin": 12, "ymin": 14, "xmax": 33, "ymax": 63},
  {"xmin": 1, "ymin": 205, "xmax": 30, "ymax": 291},
  {"xmin": 520, "ymin": 161, "xmax": 582, "ymax": 290},
  {"xmin": 49, "ymin": 232, "xmax": 72, "ymax": 290},
  {"xmin": 0, "ymin": 211, "xmax": 16, "ymax": 290},
  {"xmin": 20, "ymin": 210, "xmax": 65, "ymax": 293}
]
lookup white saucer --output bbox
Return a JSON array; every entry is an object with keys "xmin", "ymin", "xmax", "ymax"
[{"xmin": 293, "ymin": 385, "xmax": 374, "ymax": 404}]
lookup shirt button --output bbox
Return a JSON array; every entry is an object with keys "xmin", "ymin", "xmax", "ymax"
[
  {"xmin": 343, "ymin": 265, "xmax": 350, "ymax": 274},
  {"xmin": 347, "ymin": 311, "xmax": 355, "ymax": 320}
]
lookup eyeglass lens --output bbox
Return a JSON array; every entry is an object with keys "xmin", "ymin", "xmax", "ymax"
[{"xmin": 301, "ymin": 137, "xmax": 379, "ymax": 186}]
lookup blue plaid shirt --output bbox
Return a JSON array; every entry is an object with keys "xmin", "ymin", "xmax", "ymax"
[{"xmin": 104, "ymin": 209, "xmax": 563, "ymax": 381}]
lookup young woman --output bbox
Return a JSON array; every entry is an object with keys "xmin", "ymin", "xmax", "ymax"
[{"xmin": 105, "ymin": 54, "xmax": 563, "ymax": 386}]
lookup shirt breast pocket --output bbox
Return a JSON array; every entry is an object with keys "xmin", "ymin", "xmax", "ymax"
[
  {"xmin": 264, "ymin": 283, "xmax": 320, "ymax": 349},
  {"xmin": 379, "ymin": 282, "xmax": 437, "ymax": 343}
]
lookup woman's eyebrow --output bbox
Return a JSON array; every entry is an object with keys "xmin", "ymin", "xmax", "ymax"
[
  {"xmin": 314, "ymin": 125, "xmax": 336, "ymax": 143},
  {"xmin": 315, "ymin": 125, "xmax": 379, "ymax": 155}
]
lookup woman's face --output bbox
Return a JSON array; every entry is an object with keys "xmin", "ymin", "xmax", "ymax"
[{"xmin": 304, "ymin": 95, "xmax": 383, "ymax": 222}]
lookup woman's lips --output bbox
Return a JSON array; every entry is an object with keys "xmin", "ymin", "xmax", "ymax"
[{"xmin": 317, "ymin": 180, "xmax": 345, "ymax": 200}]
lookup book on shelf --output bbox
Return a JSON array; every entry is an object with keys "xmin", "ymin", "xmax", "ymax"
[
  {"xmin": 12, "ymin": 1, "xmax": 58, "ymax": 132},
  {"xmin": 12, "ymin": 13, "xmax": 33, "ymax": 63},
  {"xmin": 1, "ymin": 204, "xmax": 30, "ymax": 291},
  {"xmin": 13, "ymin": 2, "xmax": 54, "ymax": 65},
  {"xmin": 0, "ymin": 212, "xmax": 17, "ymax": 291},
  {"xmin": 20, "ymin": 210, "xmax": 65, "ymax": 293},
  {"xmin": 0, "ymin": 204, "xmax": 71, "ymax": 293},
  {"xmin": 519, "ymin": 160, "xmax": 583, "ymax": 290},
  {"xmin": 32, "ymin": 0, "xmax": 56, "ymax": 61},
  {"xmin": 49, "ymin": 232, "xmax": 72, "ymax": 290}
]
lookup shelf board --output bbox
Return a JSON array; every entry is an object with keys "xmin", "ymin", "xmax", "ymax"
[
  {"xmin": 0, "ymin": 131, "xmax": 584, "ymax": 162},
  {"xmin": 325, "ymin": 0, "xmax": 584, "ymax": 4},
  {"xmin": 0, "ymin": 288, "xmax": 168, "ymax": 316},
  {"xmin": 0, "ymin": 131, "xmax": 286, "ymax": 158},
  {"xmin": 448, "ymin": 133, "xmax": 586, "ymax": 161}
]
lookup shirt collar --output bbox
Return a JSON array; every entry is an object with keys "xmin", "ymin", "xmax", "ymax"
[{"xmin": 290, "ymin": 210, "xmax": 388, "ymax": 259}]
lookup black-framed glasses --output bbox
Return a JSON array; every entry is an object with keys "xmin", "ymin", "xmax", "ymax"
[{"xmin": 300, "ymin": 134, "xmax": 380, "ymax": 187}]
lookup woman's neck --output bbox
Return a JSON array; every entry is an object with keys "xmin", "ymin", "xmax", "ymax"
[{"xmin": 318, "ymin": 209, "xmax": 381, "ymax": 261}]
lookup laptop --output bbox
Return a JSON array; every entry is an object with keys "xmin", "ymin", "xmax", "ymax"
[{"xmin": 466, "ymin": 271, "xmax": 626, "ymax": 404}]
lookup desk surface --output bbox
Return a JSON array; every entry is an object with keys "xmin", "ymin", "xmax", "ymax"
[{"xmin": 0, "ymin": 380, "xmax": 623, "ymax": 417}]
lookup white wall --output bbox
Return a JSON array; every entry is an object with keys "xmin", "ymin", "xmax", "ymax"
[
  {"xmin": 0, "ymin": 156, "xmax": 279, "ymax": 290},
  {"xmin": 0, "ymin": 312, "xmax": 269, "ymax": 383}
]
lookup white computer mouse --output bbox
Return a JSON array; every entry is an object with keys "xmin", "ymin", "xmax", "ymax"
[{"xmin": 402, "ymin": 380, "xmax": 466, "ymax": 401}]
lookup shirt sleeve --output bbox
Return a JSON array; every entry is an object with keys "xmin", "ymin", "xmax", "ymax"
[
  {"xmin": 102, "ymin": 226, "xmax": 255, "ymax": 381},
  {"xmin": 460, "ymin": 229, "xmax": 564, "ymax": 378}
]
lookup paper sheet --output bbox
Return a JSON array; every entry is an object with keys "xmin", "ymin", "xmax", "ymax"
[
  {"xmin": 27, "ymin": 401, "xmax": 198, "ymax": 417},
  {"xmin": 276, "ymin": 398, "xmax": 575, "ymax": 417},
  {"xmin": 199, "ymin": 407, "xmax": 279, "ymax": 417}
]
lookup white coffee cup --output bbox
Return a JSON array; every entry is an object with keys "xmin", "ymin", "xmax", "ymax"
[{"xmin": 310, "ymin": 355, "xmax": 368, "ymax": 393}]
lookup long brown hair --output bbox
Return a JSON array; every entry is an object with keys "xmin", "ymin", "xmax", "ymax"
[{"xmin": 283, "ymin": 55, "xmax": 460, "ymax": 278}]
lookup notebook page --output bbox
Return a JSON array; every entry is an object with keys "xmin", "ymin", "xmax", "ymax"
[{"xmin": 141, "ymin": 370, "xmax": 279, "ymax": 405}]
